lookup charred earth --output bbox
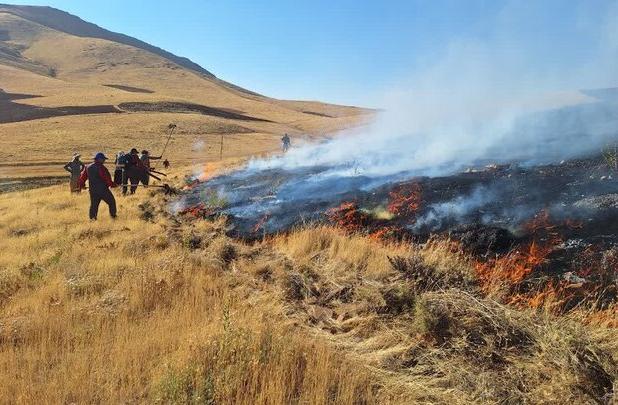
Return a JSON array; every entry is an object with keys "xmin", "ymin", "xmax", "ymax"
[{"xmin": 177, "ymin": 154, "xmax": 618, "ymax": 312}]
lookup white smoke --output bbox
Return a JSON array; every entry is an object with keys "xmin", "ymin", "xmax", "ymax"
[
  {"xmin": 246, "ymin": 1, "xmax": 618, "ymax": 181},
  {"xmin": 182, "ymin": 1, "xmax": 618, "ymax": 237},
  {"xmin": 412, "ymin": 186, "xmax": 497, "ymax": 231}
]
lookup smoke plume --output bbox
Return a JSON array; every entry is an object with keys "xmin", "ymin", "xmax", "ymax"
[
  {"xmin": 246, "ymin": 1, "xmax": 618, "ymax": 181},
  {"xmin": 181, "ymin": 1, "xmax": 618, "ymax": 236}
]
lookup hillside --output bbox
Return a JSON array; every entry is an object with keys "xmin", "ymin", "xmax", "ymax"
[
  {"xmin": 0, "ymin": 4, "xmax": 372, "ymax": 184},
  {"xmin": 0, "ymin": 3, "xmax": 216, "ymax": 78}
]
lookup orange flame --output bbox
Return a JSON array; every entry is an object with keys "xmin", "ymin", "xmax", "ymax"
[
  {"xmin": 474, "ymin": 239, "xmax": 557, "ymax": 289},
  {"xmin": 253, "ymin": 213, "xmax": 270, "ymax": 234},
  {"xmin": 474, "ymin": 210, "xmax": 563, "ymax": 292},
  {"xmin": 179, "ymin": 203, "xmax": 214, "ymax": 218},
  {"xmin": 388, "ymin": 183, "xmax": 422, "ymax": 217},
  {"xmin": 326, "ymin": 202, "xmax": 369, "ymax": 233},
  {"xmin": 368, "ymin": 226, "xmax": 401, "ymax": 241},
  {"xmin": 474, "ymin": 209, "xmax": 617, "ymax": 315}
]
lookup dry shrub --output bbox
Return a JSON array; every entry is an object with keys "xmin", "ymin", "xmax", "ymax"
[
  {"xmin": 282, "ymin": 272, "xmax": 311, "ymax": 301},
  {"xmin": 0, "ymin": 269, "xmax": 26, "ymax": 304},
  {"xmin": 269, "ymin": 226, "xmax": 618, "ymax": 404},
  {"xmin": 183, "ymin": 232, "xmax": 203, "ymax": 250},
  {"xmin": 218, "ymin": 243, "xmax": 237, "ymax": 266},
  {"xmin": 65, "ymin": 273, "xmax": 108, "ymax": 297},
  {"xmin": 138, "ymin": 201, "xmax": 156, "ymax": 222},
  {"xmin": 155, "ymin": 323, "xmax": 382, "ymax": 405},
  {"xmin": 413, "ymin": 290, "xmax": 533, "ymax": 355},
  {"xmin": 396, "ymin": 290, "xmax": 616, "ymax": 404},
  {"xmin": 252, "ymin": 265, "xmax": 273, "ymax": 282},
  {"xmin": 381, "ymin": 284, "xmax": 415, "ymax": 315},
  {"xmin": 389, "ymin": 251, "xmax": 477, "ymax": 295}
]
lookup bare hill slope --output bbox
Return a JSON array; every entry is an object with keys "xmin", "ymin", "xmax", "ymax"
[
  {"xmin": 0, "ymin": 3, "xmax": 215, "ymax": 77},
  {"xmin": 0, "ymin": 4, "xmax": 372, "ymax": 180}
]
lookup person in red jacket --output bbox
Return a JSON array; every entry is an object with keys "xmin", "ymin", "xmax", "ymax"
[{"xmin": 79, "ymin": 152, "xmax": 118, "ymax": 220}]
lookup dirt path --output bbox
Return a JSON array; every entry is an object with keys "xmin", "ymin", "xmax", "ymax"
[{"xmin": 0, "ymin": 175, "xmax": 66, "ymax": 193}]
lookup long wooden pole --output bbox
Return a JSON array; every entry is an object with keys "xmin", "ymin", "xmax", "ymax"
[
  {"xmin": 160, "ymin": 124, "xmax": 176, "ymax": 158},
  {"xmin": 219, "ymin": 134, "xmax": 224, "ymax": 161}
]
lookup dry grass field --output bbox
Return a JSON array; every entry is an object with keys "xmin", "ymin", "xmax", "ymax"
[
  {"xmin": 0, "ymin": 177, "xmax": 616, "ymax": 404},
  {"xmin": 0, "ymin": 183, "xmax": 378, "ymax": 403}
]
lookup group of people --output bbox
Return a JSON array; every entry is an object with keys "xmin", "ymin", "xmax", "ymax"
[
  {"xmin": 113, "ymin": 148, "xmax": 166, "ymax": 195},
  {"xmin": 63, "ymin": 149, "xmax": 170, "ymax": 220},
  {"xmin": 66, "ymin": 133, "xmax": 290, "ymax": 221}
]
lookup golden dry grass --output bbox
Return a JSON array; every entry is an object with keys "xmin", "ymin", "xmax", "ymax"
[
  {"xmin": 270, "ymin": 228, "xmax": 618, "ymax": 404},
  {"xmin": 0, "ymin": 175, "xmax": 617, "ymax": 403},
  {"xmin": 0, "ymin": 185, "xmax": 393, "ymax": 404}
]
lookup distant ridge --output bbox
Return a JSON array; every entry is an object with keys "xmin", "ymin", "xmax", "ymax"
[{"xmin": 0, "ymin": 3, "xmax": 216, "ymax": 78}]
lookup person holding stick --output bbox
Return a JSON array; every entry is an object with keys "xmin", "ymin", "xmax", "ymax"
[
  {"xmin": 79, "ymin": 152, "xmax": 117, "ymax": 220},
  {"xmin": 140, "ymin": 150, "xmax": 162, "ymax": 186}
]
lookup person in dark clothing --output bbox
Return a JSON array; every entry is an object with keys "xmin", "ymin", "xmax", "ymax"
[
  {"xmin": 139, "ymin": 150, "xmax": 162, "ymax": 186},
  {"xmin": 123, "ymin": 148, "xmax": 146, "ymax": 195},
  {"xmin": 114, "ymin": 151, "xmax": 127, "ymax": 186},
  {"xmin": 163, "ymin": 159, "xmax": 170, "ymax": 169},
  {"xmin": 78, "ymin": 152, "xmax": 117, "ymax": 220},
  {"xmin": 281, "ymin": 133, "xmax": 291, "ymax": 152},
  {"xmin": 63, "ymin": 153, "xmax": 85, "ymax": 193}
]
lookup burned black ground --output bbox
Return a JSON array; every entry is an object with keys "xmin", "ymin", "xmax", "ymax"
[{"xmin": 176, "ymin": 153, "xmax": 618, "ymax": 305}]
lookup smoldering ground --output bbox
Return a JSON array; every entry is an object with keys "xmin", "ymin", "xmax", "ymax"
[{"xmin": 175, "ymin": 1, "xmax": 618, "ymax": 237}]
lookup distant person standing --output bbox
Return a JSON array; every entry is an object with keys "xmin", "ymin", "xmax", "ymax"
[
  {"xmin": 79, "ymin": 152, "xmax": 117, "ymax": 220},
  {"xmin": 163, "ymin": 159, "xmax": 170, "ymax": 169},
  {"xmin": 63, "ymin": 153, "xmax": 85, "ymax": 193},
  {"xmin": 281, "ymin": 133, "xmax": 291, "ymax": 152}
]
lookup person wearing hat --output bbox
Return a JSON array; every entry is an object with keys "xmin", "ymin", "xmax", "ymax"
[
  {"xmin": 139, "ymin": 150, "xmax": 162, "ymax": 186},
  {"xmin": 63, "ymin": 153, "xmax": 85, "ymax": 193},
  {"xmin": 78, "ymin": 152, "xmax": 117, "ymax": 220}
]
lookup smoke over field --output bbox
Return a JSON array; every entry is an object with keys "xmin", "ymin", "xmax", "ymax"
[
  {"xmin": 172, "ymin": 0, "xmax": 618, "ymax": 315},
  {"xmin": 176, "ymin": 0, "xmax": 618, "ymax": 230}
]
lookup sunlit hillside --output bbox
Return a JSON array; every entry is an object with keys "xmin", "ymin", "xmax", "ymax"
[{"xmin": 0, "ymin": 4, "xmax": 372, "ymax": 184}]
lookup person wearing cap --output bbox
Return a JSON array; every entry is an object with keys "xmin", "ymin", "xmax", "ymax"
[
  {"xmin": 78, "ymin": 152, "xmax": 117, "ymax": 220},
  {"xmin": 63, "ymin": 153, "xmax": 85, "ymax": 193}
]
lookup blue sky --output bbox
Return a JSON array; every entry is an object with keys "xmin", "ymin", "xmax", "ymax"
[{"xmin": 4, "ymin": 1, "xmax": 617, "ymax": 106}]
